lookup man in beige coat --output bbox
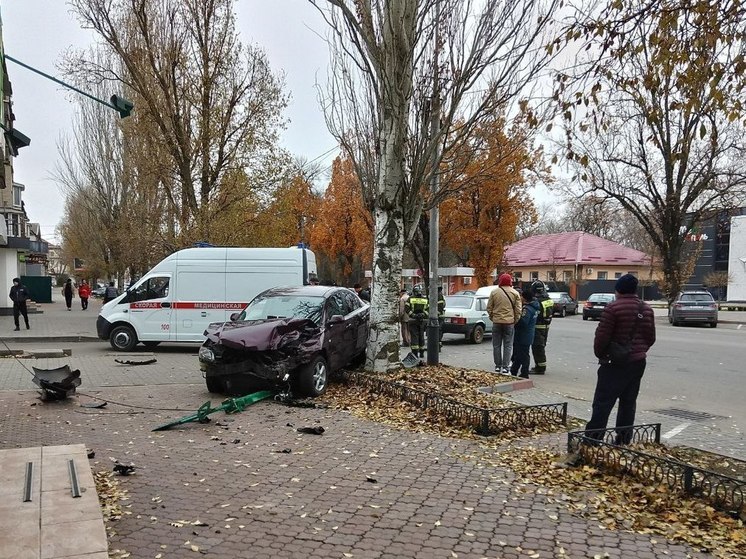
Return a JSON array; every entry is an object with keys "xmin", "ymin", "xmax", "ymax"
[{"xmin": 487, "ymin": 273, "xmax": 522, "ymax": 374}]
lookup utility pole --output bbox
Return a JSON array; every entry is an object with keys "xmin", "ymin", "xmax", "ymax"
[{"xmin": 426, "ymin": 0, "xmax": 442, "ymax": 365}]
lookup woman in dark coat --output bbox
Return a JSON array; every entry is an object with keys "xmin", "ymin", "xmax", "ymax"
[{"xmin": 62, "ymin": 279, "xmax": 74, "ymax": 311}]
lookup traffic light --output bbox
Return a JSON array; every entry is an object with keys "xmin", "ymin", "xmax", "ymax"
[{"xmin": 110, "ymin": 95, "xmax": 134, "ymax": 118}]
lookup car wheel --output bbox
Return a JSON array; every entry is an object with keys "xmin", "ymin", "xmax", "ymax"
[
  {"xmin": 206, "ymin": 376, "xmax": 224, "ymax": 394},
  {"xmin": 142, "ymin": 341, "xmax": 161, "ymax": 349},
  {"xmin": 110, "ymin": 325, "xmax": 138, "ymax": 351},
  {"xmin": 560, "ymin": 307, "xmax": 566, "ymax": 318},
  {"xmin": 296, "ymin": 355, "xmax": 329, "ymax": 397},
  {"xmin": 711, "ymin": 321, "xmax": 718, "ymax": 328},
  {"xmin": 582, "ymin": 313, "xmax": 588, "ymax": 321},
  {"xmin": 469, "ymin": 324, "xmax": 485, "ymax": 344}
]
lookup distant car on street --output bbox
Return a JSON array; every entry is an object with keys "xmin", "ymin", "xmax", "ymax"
[
  {"xmin": 547, "ymin": 292, "xmax": 578, "ymax": 317},
  {"xmin": 441, "ymin": 294, "xmax": 491, "ymax": 344},
  {"xmin": 669, "ymin": 290, "xmax": 718, "ymax": 328},
  {"xmin": 91, "ymin": 286, "xmax": 106, "ymax": 298},
  {"xmin": 582, "ymin": 293, "xmax": 615, "ymax": 320}
]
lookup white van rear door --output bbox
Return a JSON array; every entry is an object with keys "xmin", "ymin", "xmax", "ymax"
[{"xmin": 126, "ymin": 275, "xmax": 173, "ymax": 341}]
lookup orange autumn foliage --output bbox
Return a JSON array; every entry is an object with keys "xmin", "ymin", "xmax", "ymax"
[
  {"xmin": 310, "ymin": 157, "xmax": 374, "ymax": 282},
  {"xmin": 441, "ymin": 117, "xmax": 545, "ymax": 286}
]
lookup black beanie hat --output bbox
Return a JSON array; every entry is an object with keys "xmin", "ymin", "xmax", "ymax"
[{"xmin": 615, "ymin": 273, "xmax": 638, "ymax": 294}]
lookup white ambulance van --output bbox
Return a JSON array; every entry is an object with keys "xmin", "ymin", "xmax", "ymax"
[{"xmin": 96, "ymin": 247, "xmax": 317, "ymax": 351}]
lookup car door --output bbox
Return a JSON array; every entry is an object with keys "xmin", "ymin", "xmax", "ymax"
[
  {"xmin": 124, "ymin": 275, "xmax": 173, "ymax": 341},
  {"xmin": 323, "ymin": 291, "xmax": 355, "ymax": 370},
  {"xmin": 341, "ymin": 289, "xmax": 369, "ymax": 358}
]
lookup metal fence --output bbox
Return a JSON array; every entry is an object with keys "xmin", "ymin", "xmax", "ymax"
[
  {"xmin": 339, "ymin": 370, "xmax": 567, "ymax": 435},
  {"xmin": 568, "ymin": 425, "xmax": 745, "ymax": 515}
]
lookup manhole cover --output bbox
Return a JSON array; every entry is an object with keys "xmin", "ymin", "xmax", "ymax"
[{"xmin": 652, "ymin": 408, "xmax": 726, "ymax": 421}]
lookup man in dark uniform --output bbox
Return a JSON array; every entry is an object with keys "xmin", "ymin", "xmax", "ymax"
[
  {"xmin": 9, "ymin": 277, "xmax": 31, "ymax": 330},
  {"xmin": 530, "ymin": 280, "xmax": 553, "ymax": 374},
  {"xmin": 437, "ymin": 286, "xmax": 446, "ymax": 350},
  {"xmin": 405, "ymin": 285, "xmax": 428, "ymax": 358}
]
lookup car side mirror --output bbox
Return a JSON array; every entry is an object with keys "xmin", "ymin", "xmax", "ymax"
[
  {"xmin": 229, "ymin": 312, "xmax": 240, "ymax": 321},
  {"xmin": 328, "ymin": 314, "xmax": 344, "ymax": 325}
]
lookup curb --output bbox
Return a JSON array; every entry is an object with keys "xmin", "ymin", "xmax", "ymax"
[
  {"xmin": 0, "ymin": 349, "xmax": 72, "ymax": 358},
  {"xmin": 0, "ymin": 336, "xmax": 100, "ymax": 343},
  {"xmin": 479, "ymin": 378, "xmax": 534, "ymax": 394}
]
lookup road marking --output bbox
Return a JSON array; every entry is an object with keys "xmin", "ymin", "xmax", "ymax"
[
  {"xmin": 738, "ymin": 324, "xmax": 743, "ymax": 330},
  {"xmin": 661, "ymin": 422, "xmax": 691, "ymax": 440}
]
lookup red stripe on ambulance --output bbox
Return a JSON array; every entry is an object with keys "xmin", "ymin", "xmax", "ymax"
[{"xmin": 171, "ymin": 302, "xmax": 247, "ymax": 310}]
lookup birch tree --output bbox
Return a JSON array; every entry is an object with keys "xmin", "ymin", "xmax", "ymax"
[{"xmin": 313, "ymin": 0, "xmax": 560, "ymax": 371}]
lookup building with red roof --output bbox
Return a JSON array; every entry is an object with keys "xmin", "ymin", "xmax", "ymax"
[{"xmin": 503, "ymin": 231, "xmax": 657, "ymax": 286}]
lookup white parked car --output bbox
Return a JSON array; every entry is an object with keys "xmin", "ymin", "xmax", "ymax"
[{"xmin": 441, "ymin": 294, "xmax": 492, "ymax": 344}]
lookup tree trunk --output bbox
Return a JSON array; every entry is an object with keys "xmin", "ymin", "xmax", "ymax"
[{"xmin": 366, "ymin": 206, "xmax": 405, "ymax": 371}]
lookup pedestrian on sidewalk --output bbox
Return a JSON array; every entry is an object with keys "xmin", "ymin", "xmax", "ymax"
[
  {"xmin": 103, "ymin": 281, "xmax": 119, "ymax": 304},
  {"xmin": 78, "ymin": 280, "xmax": 91, "ymax": 310},
  {"xmin": 9, "ymin": 277, "xmax": 31, "ymax": 330},
  {"xmin": 487, "ymin": 273, "xmax": 521, "ymax": 375},
  {"xmin": 510, "ymin": 287, "xmax": 539, "ymax": 378},
  {"xmin": 586, "ymin": 274, "xmax": 656, "ymax": 444},
  {"xmin": 62, "ymin": 278, "xmax": 75, "ymax": 311}
]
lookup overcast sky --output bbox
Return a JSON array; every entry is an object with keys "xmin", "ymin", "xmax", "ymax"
[{"xmin": 2, "ymin": 0, "xmax": 338, "ymax": 243}]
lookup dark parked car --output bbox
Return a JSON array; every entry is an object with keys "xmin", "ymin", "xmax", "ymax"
[
  {"xmin": 199, "ymin": 286, "xmax": 369, "ymax": 397},
  {"xmin": 547, "ymin": 292, "xmax": 578, "ymax": 317},
  {"xmin": 582, "ymin": 293, "xmax": 615, "ymax": 320},
  {"xmin": 669, "ymin": 290, "xmax": 718, "ymax": 327}
]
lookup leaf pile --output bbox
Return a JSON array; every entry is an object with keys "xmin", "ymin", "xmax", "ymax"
[
  {"xmin": 323, "ymin": 366, "xmax": 567, "ymax": 442},
  {"xmin": 344, "ymin": 364, "xmax": 521, "ymax": 409},
  {"xmin": 486, "ymin": 445, "xmax": 746, "ymax": 558},
  {"xmin": 94, "ymin": 469, "xmax": 129, "ymax": 522},
  {"xmin": 633, "ymin": 443, "xmax": 746, "ymax": 481}
]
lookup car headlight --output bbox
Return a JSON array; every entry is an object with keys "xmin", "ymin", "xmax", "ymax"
[{"xmin": 199, "ymin": 347, "xmax": 215, "ymax": 363}]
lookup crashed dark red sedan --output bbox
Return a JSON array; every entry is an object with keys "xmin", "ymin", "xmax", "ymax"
[{"xmin": 199, "ymin": 286, "xmax": 369, "ymax": 396}]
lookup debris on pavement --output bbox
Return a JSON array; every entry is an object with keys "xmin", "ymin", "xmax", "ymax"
[
  {"xmin": 113, "ymin": 464, "xmax": 136, "ymax": 476},
  {"xmin": 32, "ymin": 365, "xmax": 81, "ymax": 400},
  {"xmin": 296, "ymin": 426, "xmax": 325, "ymax": 435},
  {"xmin": 81, "ymin": 401, "xmax": 107, "ymax": 409},
  {"xmin": 401, "ymin": 351, "xmax": 423, "ymax": 368},
  {"xmin": 114, "ymin": 358, "xmax": 158, "ymax": 366},
  {"xmin": 152, "ymin": 391, "xmax": 274, "ymax": 431}
]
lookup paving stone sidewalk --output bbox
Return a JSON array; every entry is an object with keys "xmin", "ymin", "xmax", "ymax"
[{"xmin": 0, "ymin": 384, "xmax": 710, "ymax": 559}]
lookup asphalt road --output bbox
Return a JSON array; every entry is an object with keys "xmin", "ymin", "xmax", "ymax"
[{"xmin": 439, "ymin": 312, "xmax": 746, "ymax": 443}]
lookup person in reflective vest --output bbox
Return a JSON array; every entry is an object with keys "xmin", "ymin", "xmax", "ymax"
[
  {"xmin": 405, "ymin": 285, "xmax": 428, "ymax": 358},
  {"xmin": 531, "ymin": 280, "xmax": 553, "ymax": 374},
  {"xmin": 437, "ymin": 286, "xmax": 446, "ymax": 350}
]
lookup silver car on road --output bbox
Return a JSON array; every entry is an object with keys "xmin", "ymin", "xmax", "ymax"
[{"xmin": 441, "ymin": 295, "xmax": 492, "ymax": 344}]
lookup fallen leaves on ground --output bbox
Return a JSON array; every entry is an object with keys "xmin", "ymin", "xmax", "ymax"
[
  {"xmin": 632, "ymin": 443, "xmax": 746, "ymax": 481},
  {"xmin": 321, "ymin": 366, "xmax": 745, "ymax": 558},
  {"xmin": 94, "ymin": 469, "xmax": 129, "ymax": 522},
  {"xmin": 485, "ymin": 445, "xmax": 746, "ymax": 559}
]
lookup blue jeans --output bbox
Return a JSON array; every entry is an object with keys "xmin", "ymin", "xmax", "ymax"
[{"xmin": 492, "ymin": 323, "xmax": 514, "ymax": 371}]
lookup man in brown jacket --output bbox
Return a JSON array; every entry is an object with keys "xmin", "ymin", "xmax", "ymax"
[
  {"xmin": 586, "ymin": 274, "xmax": 656, "ymax": 444},
  {"xmin": 487, "ymin": 273, "xmax": 521, "ymax": 374}
]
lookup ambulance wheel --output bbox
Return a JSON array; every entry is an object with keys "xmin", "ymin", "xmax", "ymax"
[
  {"xmin": 295, "ymin": 356, "xmax": 328, "ymax": 397},
  {"xmin": 142, "ymin": 341, "xmax": 161, "ymax": 349},
  {"xmin": 110, "ymin": 325, "xmax": 138, "ymax": 352}
]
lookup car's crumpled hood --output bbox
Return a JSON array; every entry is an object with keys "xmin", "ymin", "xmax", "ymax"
[{"xmin": 204, "ymin": 318, "xmax": 318, "ymax": 351}]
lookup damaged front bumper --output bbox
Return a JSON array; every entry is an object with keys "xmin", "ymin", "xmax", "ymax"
[{"xmin": 199, "ymin": 344, "xmax": 299, "ymax": 384}]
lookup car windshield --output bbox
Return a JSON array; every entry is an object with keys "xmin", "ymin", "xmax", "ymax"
[
  {"xmin": 589, "ymin": 294, "xmax": 614, "ymax": 302},
  {"xmin": 241, "ymin": 295, "xmax": 325, "ymax": 325},
  {"xmin": 445, "ymin": 296, "xmax": 473, "ymax": 309},
  {"xmin": 680, "ymin": 293, "xmax": 714, "ymax": 302},
  {"xmin": 548, "ymin": 293, "xmax": 564, "ymax": 301}
]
